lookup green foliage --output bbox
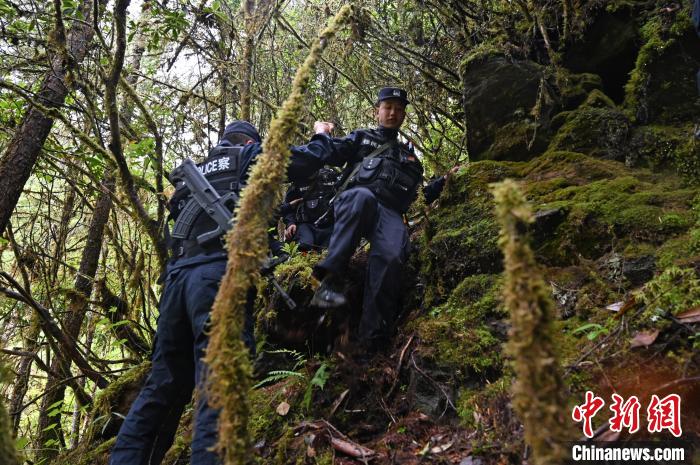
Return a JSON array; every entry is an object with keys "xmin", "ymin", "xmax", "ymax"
[
  {"xmin": 302, "ymin": 362, "xmax": 329, "ymax": 411},
  {"xmin": 572, "ymin": 322, "xmax": 609, "ymax": 341},
  {"xmin": 624, "ymin": 8, "xmax": 700, "ymax": 123},
  {"xmin": 253, "ymin": 349, "xmax": 307, "ymax": 388}
]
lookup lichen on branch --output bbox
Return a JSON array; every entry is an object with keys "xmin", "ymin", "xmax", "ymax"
[
  {"xmin": 492, "ymin": 179, "xmax": 568, "ymax": 465},
  {"xmin": 204, "ymin": 5, "xmax": 354, "ymax": 464}
]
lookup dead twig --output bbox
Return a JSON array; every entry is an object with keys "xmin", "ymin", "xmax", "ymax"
[
  {"xmin": 295, "ymin": 420, "xmax": 376, "ymax": 459},
  {"xmin": 386, "ymin": 334, "xmax": 415, "ymax": 399},
  {"xmin": 410, "ymin": 354, "xmax": 456, "ymax": 417}
]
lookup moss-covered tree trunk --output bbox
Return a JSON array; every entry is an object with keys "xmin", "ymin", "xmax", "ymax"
[
  {"xmin": 205, "ymin": 6, "xmax": 354, "ymax": 464},
  {"xmin": 0, "ymin": 365, "xmax": 21, "ymax": 465},
  {"xmin": 0, "ymin": 0, "xmax": 106, "ymax": 237},
  {"xmin": 493, "ymin": 179, "xmax": 568, "ymax": 465}
]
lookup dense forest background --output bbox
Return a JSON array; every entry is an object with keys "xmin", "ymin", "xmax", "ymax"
[{"xmin": 0, "ymin": 0, "xmax": 699, "ymax": 464}]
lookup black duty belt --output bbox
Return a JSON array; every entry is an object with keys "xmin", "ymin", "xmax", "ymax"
[{"xmin": 179, "ymin": 239, "xmax": 226, "ymax": 258}]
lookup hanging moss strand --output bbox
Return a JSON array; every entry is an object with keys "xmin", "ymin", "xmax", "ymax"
[
  {"xmin": 0, "ymin": 365, "xmax": 21, "ymax": 465},
  {"xmin": 204, "ymin": 5, "xmax": 354, "ymax": 464},
  {"xmin": 492, "ymin": 179, "xmax": 568, "ymax": 465}
]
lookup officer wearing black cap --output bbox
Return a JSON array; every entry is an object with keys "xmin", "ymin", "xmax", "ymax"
[
  {"xmin": 110, "ymin": 121, "xmax": 334, "ymax": 465},
  {"xmin": 298, "ymin": 87, "xmax": 458, "ymax": 354}
]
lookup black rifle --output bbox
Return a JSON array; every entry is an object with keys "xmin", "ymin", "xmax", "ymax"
[
  {"xmin": 169, "ymin": 158, "xmax": 296, "ymax": 310},
  {"xmin": 261, "ymin": 255, "xmax": 297, "ymax": 311},
  {"xmin": 169, "ymin": 158, "xmax": 238, "ymax": 244}
]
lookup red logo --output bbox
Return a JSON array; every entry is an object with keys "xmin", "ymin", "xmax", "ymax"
[
  {"xmin": 572, "ymin": 391, "xmax": 605, "ymax": 438},
  {"xmin": 572, "ymin": 392, "xmax": 683, "ymax": 438},
  {"xmin": 609, "ymin": 393, "xmax": 641, "ymax": 434},
  {"xmin": 647, "ymin": 394, "xmax": 682, "ymax": 437}
]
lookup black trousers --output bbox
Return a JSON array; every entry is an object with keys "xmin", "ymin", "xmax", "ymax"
[
  {"xmin": 315, "ymin": 187, "xmax": 409, "ymax": 346},
  {"xmin": 110, "ymin": 258, "xmax": 254, "ymax": 465},
  {"xmin": 294, "ymin": 222, "xmax": 332, "ymax": 251}
]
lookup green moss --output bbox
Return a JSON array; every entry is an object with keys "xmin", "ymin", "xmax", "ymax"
[
  {"xmin": 273, "ymin": 252, "xmax": 320, "ymax": 285},
  {"xmin": 249, "ymin": 386, "xmax": 288, "ymax": 443},
  {"xmin": 257, "ymin": 251, "xmax": 322, "ymax": 326},
  {"xmin": 457, "ymin": 375, "xmax": 511, "ymax": 429},
  {"xmin": 557, "ymin": 72, "xmax": 603, "ymax": 110},
  {"xmin": 420, "ymin": 162, "xmax": 519, "ymax": 303},
  {"xmin": 519, "ymin": 150, "xmax": 626, "ymax": 182},
  {"xmin": 481, "ymin": 120, "xmax": 547, "ymax": 162},
  {"xmin": 623, "ymin": 242, "xmax": 656, "ymax": 257},
  {"xmin": 509, "ymin": 150, "xmax": 697, "ymax": 269},
  {"xmin": 629, "ymin": 125, "xmax": 700, "ymax": 182},
  {"xmin": 547, "ymin": 105, "xmax": 630, "ymax": 160},
  {"xmin": 581, "ymin": 89, "xmax": 616, "ymax": 109},
  {"xmin": 624, "ymin": 11, "xmax": 700, "ymax": 123},
  {"xmin": 656, "ymin": 234, "xmax": 695, "ymax": 268},
  {"xmin": 411, "ymin": 275, "xmax": 506, "ymax": 377},
  {"xmin": 635, "ymin": 266, "xmax": 700, "ymax": 329},
  {"xmin": 85, "ymin": 361, "xmax": 151, "ymax": 444},
  {"xmin": 52, "ymin": 437, "xmax": 115, "ymax": 465},
  {"xmin": 459, "ymin": 42, "xmax": 512, "ymax": 75}
]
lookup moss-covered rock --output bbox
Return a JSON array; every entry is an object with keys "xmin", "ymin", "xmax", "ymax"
[
  {"xmin": 547, "ymin": 100, "xmax": 631, "ymax": 161},
  {"xmin": 624, "ymin": 9, "xmax": 700, "ymax": 124},
  {"xmin": 628, "ymin": 124, "xmax": 700, "ymax": 181},
  {"xmin": 462, "ymin": 56, "xmax": 550, "ymax": 159},
  {"xmin": 519, "ymin": 151, "xmax": 696, "ymax": 266},
  {"xmin": 481, "ymin": 120, "xmax": 549, "ymax": 162},
  {"xmin": 409, "ymin": 274, "xmax": 506, "ymax": 382},
  {"xmin": 419, "ymin": 162, "xmax": 518, "ymax": 304}
]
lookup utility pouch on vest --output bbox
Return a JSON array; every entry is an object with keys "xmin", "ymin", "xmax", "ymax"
[{"xmin": 356, "ymin": 157, "xmax": 383, "ymax": 183}]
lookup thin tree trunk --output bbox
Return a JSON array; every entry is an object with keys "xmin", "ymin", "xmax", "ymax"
[
  {"xmin": 240, "ymin": 0, "xmax": 256, "ymax": 121},
  {"xmin": 36, "ymin": 176, "xmax": 114, "ymax": 460},
  {"xmin": 9, "ymin": 316, "xmax": 40, "ymax": 433}
]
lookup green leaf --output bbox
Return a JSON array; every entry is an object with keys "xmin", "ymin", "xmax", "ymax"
[{"xmin": 15, "ymin": 436, "xmax": 30, "ymax": 449}]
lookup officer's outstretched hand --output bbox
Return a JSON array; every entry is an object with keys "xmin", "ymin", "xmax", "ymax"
[
  {"xmin": 314, "ymin": 121, "xmax": 334, "ymax": 135},
  {"xmin": 284, "ymin": 224, "xmax": 297, "ymax": 241},
  {"xmin": 445, "ymin": 164, "xmax": 463, "ymax": 180}
]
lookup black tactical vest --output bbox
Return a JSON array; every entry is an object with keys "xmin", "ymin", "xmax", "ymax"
[
  {"xmin": 347, "ymin": 129, "xmax": 423, "ymax": 213},
  {"xmin": 295, "ymin": 168, "xmax": 338, "ymax": 223},
  {"xmin": 167, "ymin": 145, "xmax": 244, "ymax": 256}
]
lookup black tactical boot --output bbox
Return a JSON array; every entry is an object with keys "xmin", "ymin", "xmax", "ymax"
[{"xmin": 310, "ymin": 273, "xmax": 347, "ymax": 308}]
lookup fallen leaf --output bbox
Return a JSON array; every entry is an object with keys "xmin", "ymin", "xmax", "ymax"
[
  {"xmin": 430, "ymin": 440, "xmax": 454, "ymax": 454},
  {"xmin": 677, "ymin": 307, "xmax": 700, "ymax": 324},
  {"xmin": 630, "ymin": 329, "xmax": 660, "ymax": 348},
  {"xmin": 276, "ymin": 401, "xmax": 290, "ymax": 416},
  {"xmin": 606, "ymin": 301, "xmax": 624, "ymax": 312}
]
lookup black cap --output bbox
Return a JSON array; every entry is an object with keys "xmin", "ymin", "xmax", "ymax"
[
  {"xmin": 376, "ymin": 87, "xmax": 409, "ymax": 105},
  {"xmin": 223, "ymin": 120, "xmax": 261, "ymax": 143}
]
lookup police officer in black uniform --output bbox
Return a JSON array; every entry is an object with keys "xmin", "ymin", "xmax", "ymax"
[
  {"xmin": 109, "ymin": 121, "xmax": 332, "ymax": 465},
  {"xmin": 302, "ymin": 87, "xmax": 456, "ymax": 353},
  {"xmin": 281, "ymin": 166, "xmax": 339, "ymax": 250}
]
